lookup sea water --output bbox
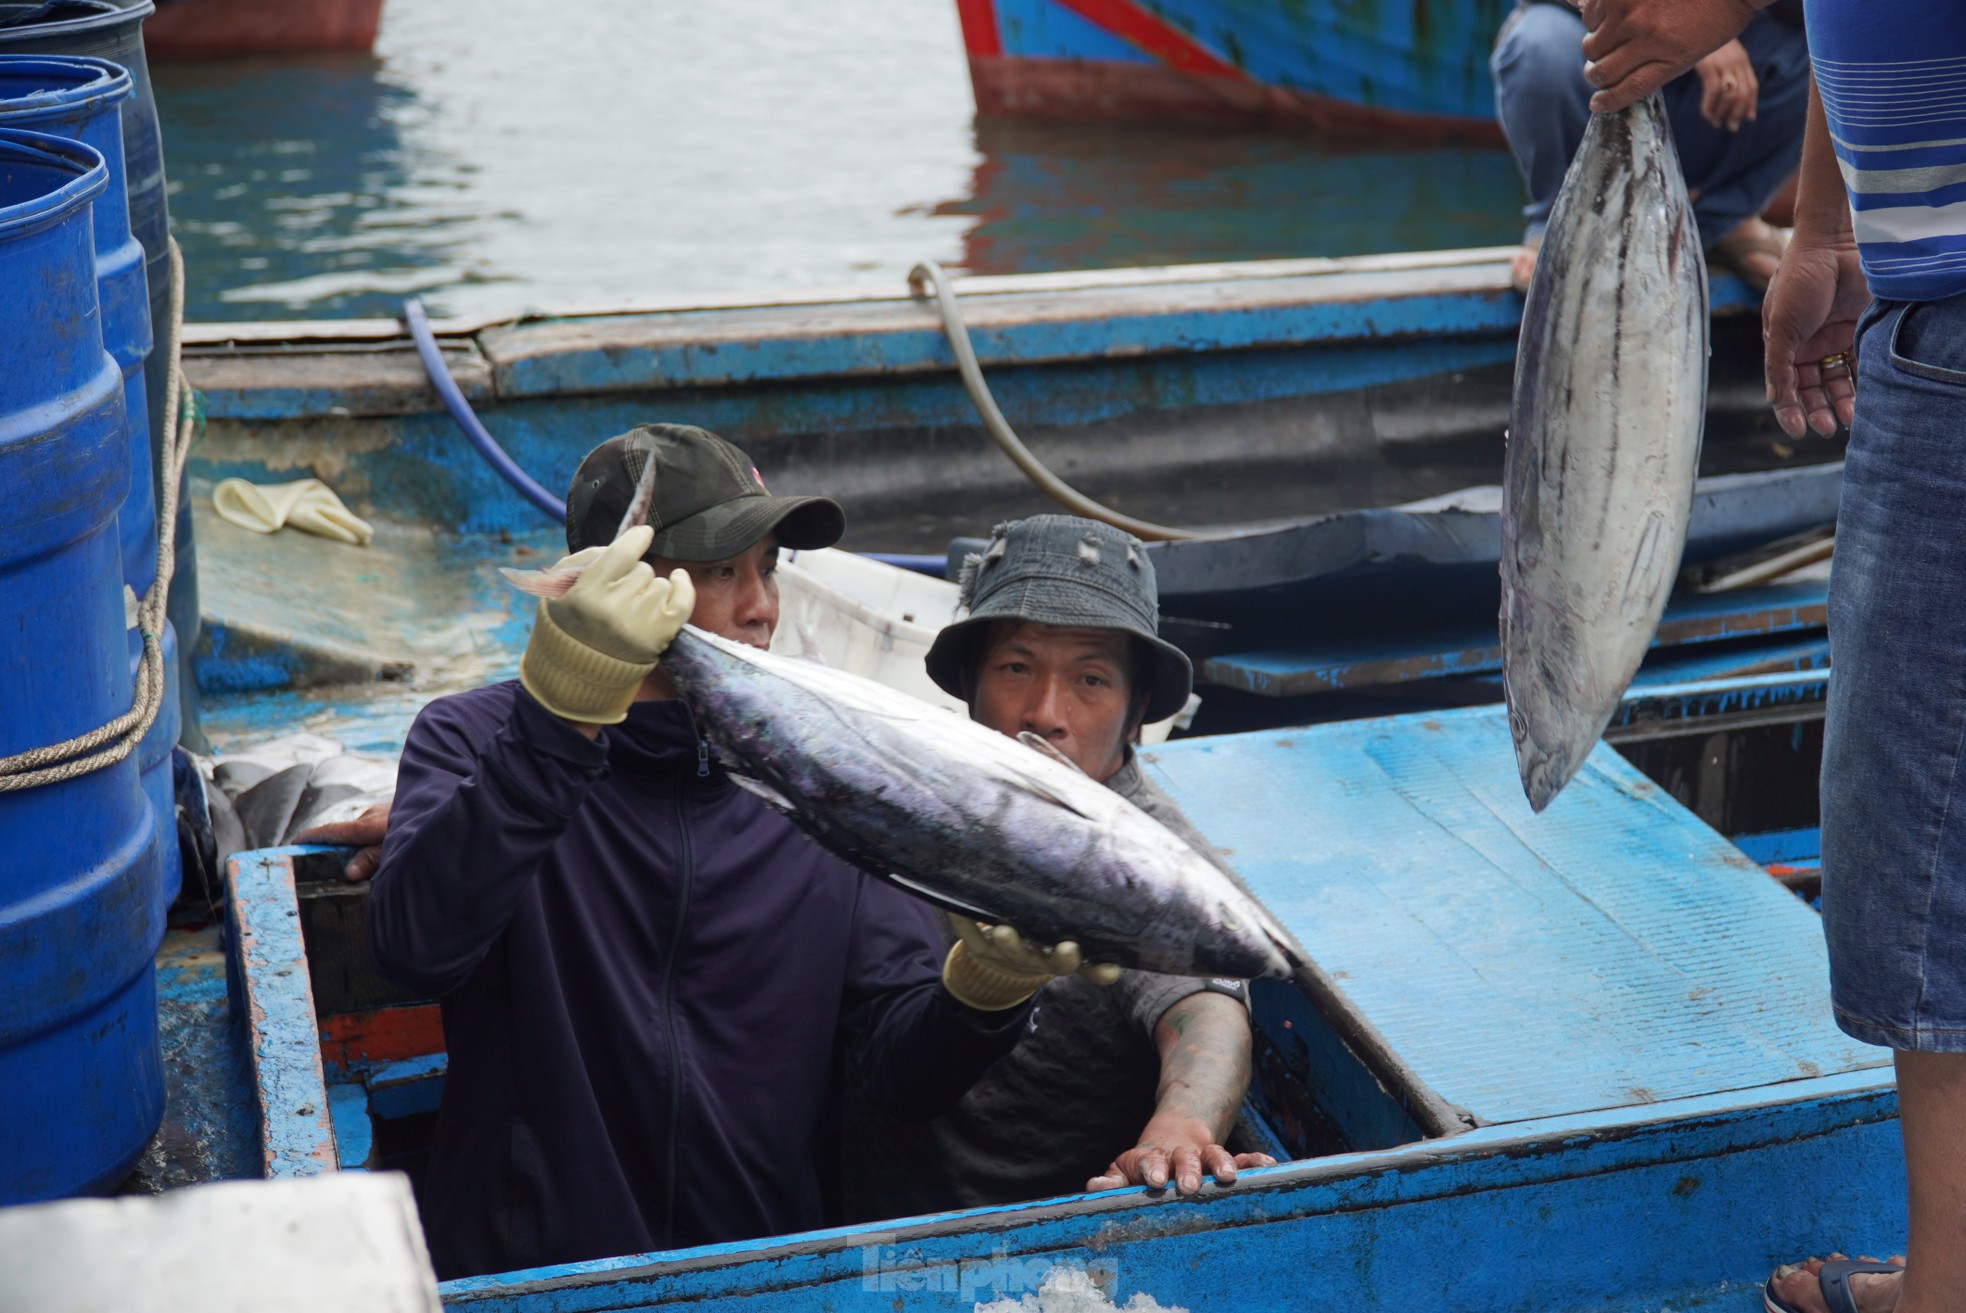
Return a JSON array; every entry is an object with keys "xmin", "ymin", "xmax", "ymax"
[{"xmin": 153, "ymin": 0, "xmax": 1525, "ymax": 323}]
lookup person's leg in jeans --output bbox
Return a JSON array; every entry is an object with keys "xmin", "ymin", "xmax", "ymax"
[
  {"xmin": 1491, "ymin": 4, "xmax": 1808, "ymax": 288},
  {"xmin": 1662, "ymin": 13, "xmax": 1810, "ymax": 284},
  {"xmin": 1771, "ymin": 297, "xmax": 1966, "ymax": 1313},
  {"xmin": 1490, "ymin": 2, "xmax": 1593, "ymax": 286}
]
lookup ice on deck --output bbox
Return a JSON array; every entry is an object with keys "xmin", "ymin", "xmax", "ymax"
[{"xmin": 1144, "ymin": 705, "xmax": 1885, "ymax": 1128}]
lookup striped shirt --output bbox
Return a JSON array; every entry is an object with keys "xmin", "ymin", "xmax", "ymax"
[{"xmin": 1807, "ymin": 2, "xmax": 1966, "ymax": 300}]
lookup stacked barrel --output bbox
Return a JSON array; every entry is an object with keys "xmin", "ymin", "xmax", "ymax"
[{"xmin": 0, "ymin": 10, "xmax": 177, "ymax": 1202}]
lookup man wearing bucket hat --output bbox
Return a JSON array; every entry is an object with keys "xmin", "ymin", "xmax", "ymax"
[
  {"xmin": 362, "ymin": 425, "xmax": 1086, "ymax": 1280},
  {"xmin": 839, "ymin": 514, "xmax": 1274, "ymax": 1220}
]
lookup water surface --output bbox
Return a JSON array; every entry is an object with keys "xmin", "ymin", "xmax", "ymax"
[{"xmin": 153, "ymin": 0, "xmax": 1525, "ymax": 322}]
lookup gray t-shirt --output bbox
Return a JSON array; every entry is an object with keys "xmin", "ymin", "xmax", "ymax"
[{"xmin": 837, "ymin": 753, "xmax": 1250, "ymax": 1221}]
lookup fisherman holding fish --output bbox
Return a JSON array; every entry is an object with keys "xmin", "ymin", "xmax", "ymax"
[
  {"xmin": 1490, "ymin": 0, "xmax": 1810, "ymax": 293},
  {"xmin": 358, "ymin": 425, "xmax": 1109, "ymax": 1280},
  {"xmin": 320, "ymin": 486, "xmax": 1280, "ymax": 1246},
  {"xmin": 839, "ymin": 515, "xmax": 1274, "ymax": 1219}
]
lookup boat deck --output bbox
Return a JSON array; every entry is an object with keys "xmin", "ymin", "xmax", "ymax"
[
  {"xmin": 1145, "ymin": 707, "xmax": 1883, "ymax": 1136},
  {"xmin": 115, "ymin": 667, "xmax": 1899, "ymax": 1312}
]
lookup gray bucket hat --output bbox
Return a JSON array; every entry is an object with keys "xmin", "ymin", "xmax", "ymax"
[{"xmin": 926, "ymin": 515, "xmax": 1194, "ymax": 724}]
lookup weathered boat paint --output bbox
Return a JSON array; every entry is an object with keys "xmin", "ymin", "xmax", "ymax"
[
  {"xmin": 1502, "ymin": 97, "xmax": 1710, "ymax": 811},
  {"xmin": 135, "ymin": 0, "xmax": 384, "ymax": 59},
  {"xmin": 954, "ymin": 0, "xmax": 1510, "ymax": 143}
]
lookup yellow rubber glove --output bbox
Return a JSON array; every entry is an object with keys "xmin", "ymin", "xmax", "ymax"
[
  {"xmin": 518, "ymin": 525, "xmax": 696, "ymax": 725},
  {"xmin": 941, "ymin": 915, "xmax": 1123, "ymax": 1011}
]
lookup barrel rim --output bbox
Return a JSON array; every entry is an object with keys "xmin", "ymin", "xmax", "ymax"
[
  {"xmin": 0, "ymin": 0, "xmax": 156, "ymax": 45},
  {"xmin": 0, "ymin": 54, "xmax": 134, "ymax": 123},
  {"xmin": 0, "ymin": 123, "xmax": 104, "ymax": 238}
]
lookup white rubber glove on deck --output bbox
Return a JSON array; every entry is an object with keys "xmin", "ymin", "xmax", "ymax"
[
  {"xmin": 519, "ymin": 526, "xmax": 695, "ymax": 725},
  {"xmin": 212, "ymin": 477, "xmax": 374, "ymax": 546}
]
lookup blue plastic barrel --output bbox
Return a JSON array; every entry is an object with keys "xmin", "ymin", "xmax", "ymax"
[
  {"xmin": 0, "ymin": 58, "xmax": 150, "ymax": 593},
  {"xmin": 0, "ymin": 0, "xmax": 202, "ymax": 757},
  {"xmin": 0, "ymin": 57, "xmax": 178, "ymax": 905},
  {"xmin": 0, "ymin": 127, "xmax": 164, "ymax": 1202}
]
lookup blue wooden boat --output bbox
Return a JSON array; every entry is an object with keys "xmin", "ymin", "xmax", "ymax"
[
  {"xmin": 180, "ymin": 248, "xmax": 1836, "ymax": 742},
  {"xmin": 950, "ymin": 0, "xmax": 1510, "ymax": 142},
  {"xmin": 190, "ymin": 667, "xmax": 1899, "ymax": 1312}
]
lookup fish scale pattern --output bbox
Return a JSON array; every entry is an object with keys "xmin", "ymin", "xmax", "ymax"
[{"xmin": 1143, "ymin": 708, "xmax": 1886, "ymax": 1127}]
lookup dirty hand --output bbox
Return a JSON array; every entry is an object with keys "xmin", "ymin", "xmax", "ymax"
[
  {"xmin": 941, "ymin": 915, "xmax": 1123, "ymax": 1011},
  {"xmin": 519, "ymin": 526, "xmax": 696, "ymax": 725},
  {"xmin": 1577, "ymin": 0, "xmax": 1759, "ymax": 114},
  {"xmin": 1693, "ymin": 39, "xmax": 1757, "ymax": 131},
  {"xmin": 1763, "ymin": 235, "xmax": 1866, "ymax": 438},
  {"xmin": 292, "ymin": 800, "xmax": 392, "ymax": 882},
  {"xmin": 1087, "ymin": 1117, "xmax": 1277, "ymax": 1194}
]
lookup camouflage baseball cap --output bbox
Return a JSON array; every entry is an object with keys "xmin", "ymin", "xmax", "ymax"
[
  {"xmin": 566, "ymin": 424, "xmax": 844, "ymax": 561},
  {"xmin": 926, "ymin": 514, "xmax": 1193, "ymax": 724}
]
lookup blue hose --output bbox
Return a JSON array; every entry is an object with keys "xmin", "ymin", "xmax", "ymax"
[
  {"xmin": 402, "ymin": 298, "xmax": 949, "ymax": 578},
  {"xmin": 401, "ymin": 297, "xmax": 566, "ymax": 523}
]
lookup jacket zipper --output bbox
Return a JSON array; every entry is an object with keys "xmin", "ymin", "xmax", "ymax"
[{"xmin": 660, "ymin": 786, "xmax": 694, "ymax": 1248}]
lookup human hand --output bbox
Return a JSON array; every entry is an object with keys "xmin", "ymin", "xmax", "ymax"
[
  {"xmin": 1693, "ymin": 39, "xmax": 1757, "ymax": 131},
  {"xmin": 940, "ymin": 916, "xmax": 1122, "ymax": 1011},
  {"xmin": 1086, "ymin": 1117, "xmax": 1277, "ymax": 1194},
  {"xmin": 518, "ymin": 525, "xmax": 697, "ymax": 725},
  {"xmin": 292, "ymin": 800, "xmax": 392, "ymax": 882},
  {"xmin": 1763, "ymin": 235, "xmax": 1867, "ymax": 438},
  {"xmin": 1578, "ymin": 0, "xmax": 1759, "ymax": 114}
]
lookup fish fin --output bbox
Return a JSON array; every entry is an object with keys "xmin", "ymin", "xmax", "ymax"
[
  {"xmin": 880, "ymin": 870, "xmax": 1014, "ymax": 924},
  {"xmin": 499, "ymin": 566, "xmax": 576, "ymax": 598},
  {"xmin": 1017, "ymin": 731, "xmax": 1087, "ymax": 776},
  {"xmin": 726, "ymin": 773, "xmax": 798, "ymax": 814}
]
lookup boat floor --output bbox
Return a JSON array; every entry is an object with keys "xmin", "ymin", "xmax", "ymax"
[{"xmin": 193, "ymin": 500, "xmax": 543, "ymax": 752}]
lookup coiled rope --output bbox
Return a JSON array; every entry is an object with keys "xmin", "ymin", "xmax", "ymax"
[
  {"xmin": 0, "ymin": 236, "xmax": 194, "ymax": 792},
  {"xmin": 907, "ymin": 260, "xmax": 1201, "ymax": 543}
]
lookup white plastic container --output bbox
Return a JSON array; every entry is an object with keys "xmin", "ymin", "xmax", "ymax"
[{"xmin": 772, "ymin": 549, "xmax": 1197, "ymax": 743}]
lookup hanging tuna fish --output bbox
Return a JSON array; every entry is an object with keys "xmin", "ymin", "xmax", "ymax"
[{"xmin": 1501, "ymin": 94, "xmax": 1710, "ymax": 811}]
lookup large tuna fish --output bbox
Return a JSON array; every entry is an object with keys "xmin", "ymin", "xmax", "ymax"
[
  {"xmin": 657, "ymin": 626, "xmax": 1304, "ymax": 980},
  {"xmin": 1502, "ymin": 94, "xmax": 1709, "ymax": 811}
]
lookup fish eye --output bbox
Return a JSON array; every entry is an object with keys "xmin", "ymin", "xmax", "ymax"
[{"xmin": 1217, "ymin": 901, "xmax": 1243, "ymax": 932}]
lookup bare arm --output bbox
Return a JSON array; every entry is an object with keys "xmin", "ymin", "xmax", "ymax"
[
  {"xmin": 1085, "ymin": 992, "xmax": 1276, "ymax": 1195},
  {"xmin": 1150, "ymin": 991, "xmax": 1254, "ymax": 1142}
]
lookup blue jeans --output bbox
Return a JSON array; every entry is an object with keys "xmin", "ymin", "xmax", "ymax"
[
  {"xmin": 1823, "ymin": 295, "xmax": 1966, "ymax": 1053},
  {"xmin": 1489, "ymin": 3, "xmax": 1811, "ymax": 249}
]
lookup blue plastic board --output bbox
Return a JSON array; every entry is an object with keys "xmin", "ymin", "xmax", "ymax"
[{"xmin": 1142, "ymin": 706, "xmax": 1886, "ymax": 1126}]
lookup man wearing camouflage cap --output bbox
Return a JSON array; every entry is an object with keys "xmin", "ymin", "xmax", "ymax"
[{"xmin": 842, "ymin": 513, "xmax": 1274, "ymax": 1217}]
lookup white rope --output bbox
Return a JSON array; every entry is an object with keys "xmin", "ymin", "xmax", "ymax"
[
  {"xmin": 907, "ymin": 260, "xmax": 1202, "ymax": 543},
  {"xmin": 0, "ymin": 237, "xmax": 193, "ymax": 792}
]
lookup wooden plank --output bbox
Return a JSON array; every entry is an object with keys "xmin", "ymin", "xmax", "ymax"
[{"xmin": 223, "ymin": 850, "xmax": 339, "ymax": 1178}]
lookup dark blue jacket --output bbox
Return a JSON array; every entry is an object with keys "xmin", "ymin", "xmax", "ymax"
[{"xmin": 366, "ymin": 682, "xmax": 1028, "ymax": 1280}]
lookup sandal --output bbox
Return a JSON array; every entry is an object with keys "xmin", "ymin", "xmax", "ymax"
[{"xmin": 1763, "ymin": 1258, "xmax": 1904, "ymax": 1313}]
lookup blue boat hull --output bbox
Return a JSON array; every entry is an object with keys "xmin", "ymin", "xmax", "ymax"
[{"xmin": 956, "ymin": 0, "xmax": 1510, "ymax": 142}]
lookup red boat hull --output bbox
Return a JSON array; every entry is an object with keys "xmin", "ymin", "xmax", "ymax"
[
  {"xmin": 968, "ymin": 54, "xmax": 1504, "ymax": 145},
  {"xmin": 143, "ymin": 0, "xmax": 383, "ymax": 59}
]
